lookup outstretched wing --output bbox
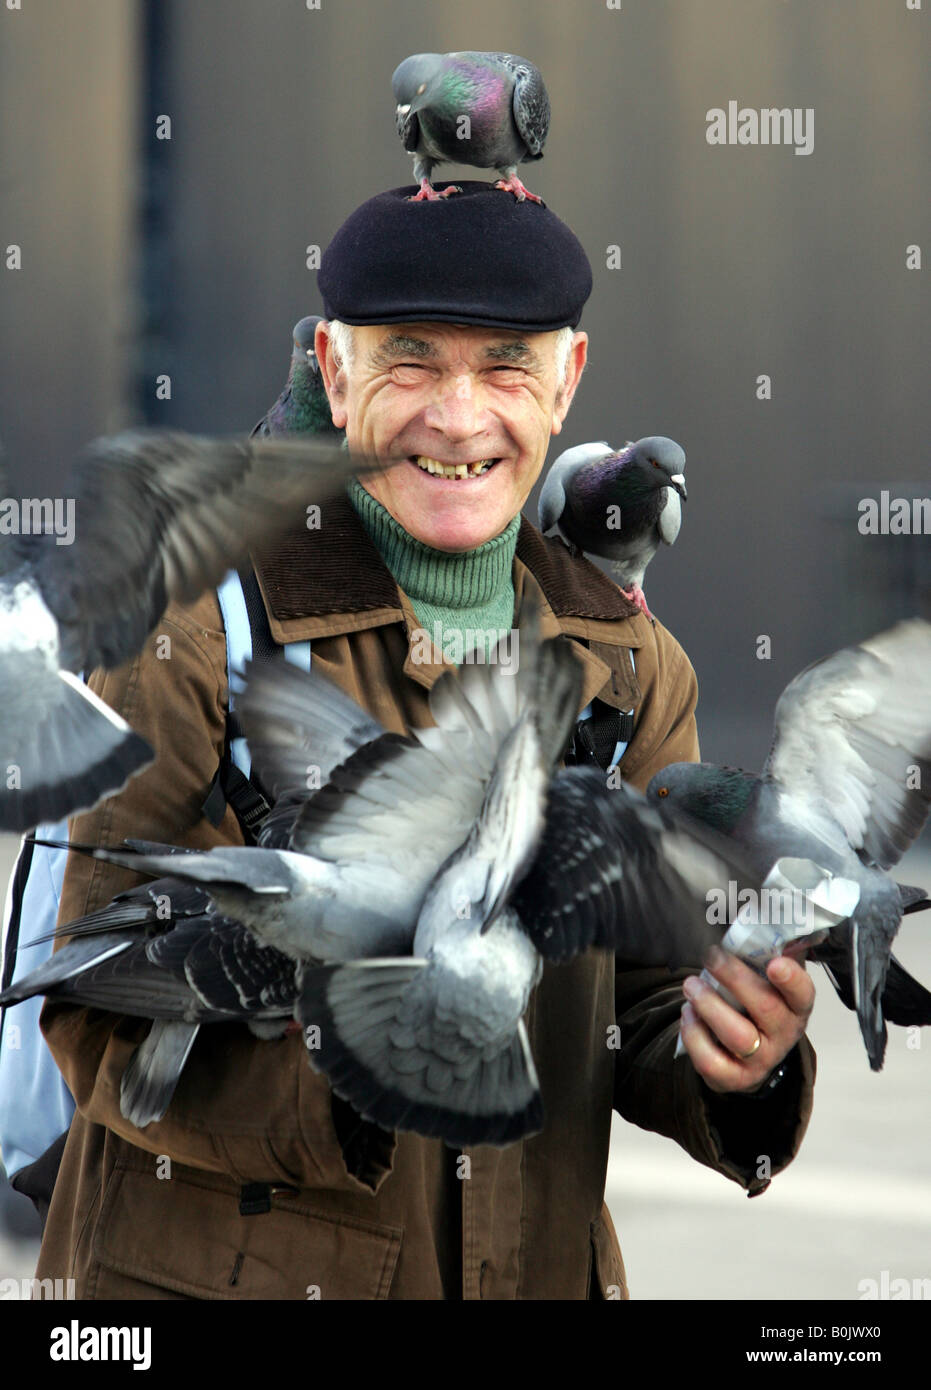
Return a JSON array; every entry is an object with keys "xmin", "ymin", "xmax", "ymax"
[
  {"xmin": 41, "ymin": 431, "xmax": 380, "ymax": 673},
  {"xmin": 512, "ymin": 766, "xmax": 762, "ymax": 966},
  {"xmin": 763, "ymin": 620, "xmax": 931, "ymax": 869}
]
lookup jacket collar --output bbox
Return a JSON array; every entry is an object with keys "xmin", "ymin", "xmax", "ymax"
[{"xmin": 253, "ymin": 492, "xmax": 646, "ymax": 710}]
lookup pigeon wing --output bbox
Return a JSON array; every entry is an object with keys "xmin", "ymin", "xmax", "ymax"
[
  {"xmin": 537, "ymin": 466, "xmax": 567, "ymax": 537},
  {"xmin": 239, "ymin": 655, "xmax": 385, "ymax": 803},
  {"xmin": 288, "ymin": 732, "xmax": 478, "ymax": 909},
  {"xmin": 42, "ymin": 431, "xmax": 380, "ymax": 673},
  {"xmin": 501, "ymin": 56, "xmax": 550, "ymax": 158},
  {"xmin": 512, "ymin": 767, "xmax": 759, "ymax": 966},
  {"xmin": 763, "ymin": 620, "xmax": 931, "ymax": 869},
  {"xmin": 657, "ymin": 487, "xmax": 682, "ymax": 546}
]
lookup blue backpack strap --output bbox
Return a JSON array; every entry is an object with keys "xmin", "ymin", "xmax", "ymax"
[
  {"xmin": 0, "ymin": 821, "xmax": 76, "ymax": 1182},
  {"xmin": 206, "ymin": 569, "xmax": 310, "ymax": 838}
]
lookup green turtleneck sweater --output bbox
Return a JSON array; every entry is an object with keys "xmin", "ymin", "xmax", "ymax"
[{"xmin": 347, "ymin": 478, "xmax": 519, "ymax": 661}]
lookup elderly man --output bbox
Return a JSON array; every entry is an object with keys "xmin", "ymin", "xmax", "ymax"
[{"xmin": 34, "ymin": 184, "xmax": 815, "ymax": 1300}]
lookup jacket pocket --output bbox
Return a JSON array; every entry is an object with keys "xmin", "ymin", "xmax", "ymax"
[
  {"xmin": 92, "ymin": 1162, "xmax": 402, "ymax": 1300},
  {"xmin": 589, "ymin": 1206, "xmax": 628, "ymax": 1300}
]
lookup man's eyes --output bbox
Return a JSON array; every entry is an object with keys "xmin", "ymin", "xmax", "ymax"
[{"xmin": 389, "ymin": 363, "xmax": 527, "ymax": 379}]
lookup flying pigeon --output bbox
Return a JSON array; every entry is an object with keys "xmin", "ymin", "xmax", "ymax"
[
  {"xmin": 296, "ymin": 618, "xmax": 582, "ymax": 1146},
  {"xmin": 646, "ymin": 619, "xmax": 931, "ymax": 1070},
  {"xmin": 0, "ymin": 430, "xmax": 379, "ymax": 831},
  {"xmin": 251, "ymin": 316, "xmax": 342, "ymax": 440},
  {"xmin": 12, "ymin": 614, "xmax": 580, "ymax": 1135},
  {"xmin": 392, "ymin": 51, "xmax": 550, "ymax": 203},
  {"xmin": 538, "ymin": 436, "xmax": 687, "ymax": 619},
  {"xmin": 3, "ymin": 868, "xmax": 307, "ymax": 1127},
  {"xmin": 8, "ymin": 607, "xmax": 764, "ymax": 1142}
]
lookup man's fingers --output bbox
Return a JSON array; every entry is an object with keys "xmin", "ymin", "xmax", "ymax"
[
  {"xmin": 680, "ymin": 947, "xmax": 816, "ymax": 1095},
  {"xmin": 703, "ymin": 945, "xmax": 814, "ymax": 1026},
  {"xmin": 681, "ymin": 972, "xmax": 762, "ymax": 1059},
  {"xmin": 763, "ymin": 953, "xmax": 816, "ymax": 1019},
  {"xmin": 679, "ymin": 1001, "xmax": 759, "ymax": 1092}
]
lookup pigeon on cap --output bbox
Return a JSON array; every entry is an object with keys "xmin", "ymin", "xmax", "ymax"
[{"xmin": 393, "ymin": 50, "xmax": 550, "ymax": 204}]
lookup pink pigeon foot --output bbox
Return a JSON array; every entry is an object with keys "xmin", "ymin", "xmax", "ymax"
[
  {"xmin": 620, "ymin": 583, "xmax": 654, "ymax": 621},
  {"xmin": 494, "ymin": 173, "xmax": 545, "ymax": 204},
  {"xmin": 408, "ymin": 180, "xmax": 462, "ymax": 202}
]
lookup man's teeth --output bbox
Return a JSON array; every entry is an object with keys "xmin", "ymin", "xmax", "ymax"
[{"xmin": 414, "ymin": 456, "xmax": 496, "ymax": 478}]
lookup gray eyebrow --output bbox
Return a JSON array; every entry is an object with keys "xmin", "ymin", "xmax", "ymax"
[
  {"xmin": 367, "ymin": 334, "xmax": 545, "ymax": 372},
  {"xmin": 367, "ymin": 335, "xmax": 439, "ymax": 368},
  {"xmin": 482, "ymin": 340, "xmax": 543, "ymax": 369}
]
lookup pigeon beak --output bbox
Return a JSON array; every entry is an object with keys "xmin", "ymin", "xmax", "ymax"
[
  {"xmin": 397, "ymin": 103, "xmax": 411, "ymax": 116},
  {"xmin": 669, "ymin": 473, "xmax": 687, "ymax": 500}
]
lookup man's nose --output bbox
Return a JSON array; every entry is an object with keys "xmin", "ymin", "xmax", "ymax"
[{"xmin": 422, "ymin": 372, "xmax": 491, "ymax": 440}]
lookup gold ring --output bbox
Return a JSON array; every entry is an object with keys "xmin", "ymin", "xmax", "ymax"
[{"xmin": 736, "ymin": 1035, "xmax": 762, "ymax": 1060}]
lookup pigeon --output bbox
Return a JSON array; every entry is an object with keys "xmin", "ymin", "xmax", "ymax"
[
  {"xmin": 645, "ymin": 619, "xmax": 931, "ymax": 1070},
  {"xmin": 8, "ymin": 607, "xmax": 764, "ymax": 1143},
  {"xmin": 12, "ymin": 612, "xmax": 580, "ymax": 1135},
  {"xmin": 251, "ymin": 316, "xmax": 342, "ymax": 440},
  {"xmin": 0, "ymin": 429, "xmax": 380, "ymax": 831},
  {"xmin": 392, "ymin": 51, "xmax": 550, "ymax": 203},
  {"xmin": 538, "ymin": 436, "xmax": 687, "ymax": 619},
  {"xmin": 64, "ymin": 611, "xmax": 576, "ymax": 970},
  {"xmin": 2, "ymin": 871, "xmax": 302, "ymax": 1127}
]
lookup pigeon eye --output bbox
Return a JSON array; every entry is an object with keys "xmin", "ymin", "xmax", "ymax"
[
  {"xmin": 657, "ymin": 786, "xmax": 669, "ymax": 797},
  {"xmin": 417, "ymin": 82, "xmax": 426, "ymax": 94},
  {"xmin": 650, "ymin": 459, "xmax": 660, "ymax": 468}
]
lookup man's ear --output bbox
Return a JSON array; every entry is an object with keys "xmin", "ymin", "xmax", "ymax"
[
  {"xmin": 551, "ymin": 332, "xmax": 588, "ymax": 436},
  {"xmin": 315, "ymin": 321, "xmax": 349, "ymax": 428}
]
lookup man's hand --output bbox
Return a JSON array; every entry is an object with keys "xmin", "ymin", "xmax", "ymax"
[{"xmin": 679, "ymin": 945, "xmax": 815, "ymax": 1094}]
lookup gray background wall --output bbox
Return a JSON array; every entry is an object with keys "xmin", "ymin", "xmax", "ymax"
[{"xmin": 1, "ymin": 0, "xmax": 927, "ymax": 766}]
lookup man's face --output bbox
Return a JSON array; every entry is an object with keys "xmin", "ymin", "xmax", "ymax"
[{"xmin": 317, "ymin": 321, "xmax": 587, "ymax": 551}]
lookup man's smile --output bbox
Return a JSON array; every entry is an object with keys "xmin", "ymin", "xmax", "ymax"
[{"xmin": 408, "ymin": 454, "xmax": 502, "ymax": 480}]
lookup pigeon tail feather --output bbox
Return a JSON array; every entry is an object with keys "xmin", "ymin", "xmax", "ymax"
[
  {"xmin": 0, "ymin": 671, "xmax": 152, "ymax": 831},
  {"xmin": 121, "ymin": 1020, "xmax": 201, "ymax": 1127},
  {"xmin": 298, "ymin": 961, "xmax": 543, "ymax": 1148}
]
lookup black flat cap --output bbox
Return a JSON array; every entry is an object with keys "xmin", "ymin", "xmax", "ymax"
[{"xmin": 318, "ymin": 182, "xmax": 592, "ymax": 332}]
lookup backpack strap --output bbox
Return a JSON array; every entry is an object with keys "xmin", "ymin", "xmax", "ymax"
[
  {"xmin": 1, "ymin": 834, "xmax": 34, "ymax": 994},
  {"xmin": 205, "ymin": 569, "xmax": 311, "ymax": 841},
  {"xmin": 564, "ymin": 650, "xmax": 637, "ymax": 771},
  {"xmin": 0, "ymin": 821, "xmax": 76, "ymax": 1189}
]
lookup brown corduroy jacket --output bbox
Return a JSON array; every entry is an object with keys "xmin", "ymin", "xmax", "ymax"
[{"xmin": 36, "ymin": 502, "xmax": 815, "ymax": 1299}]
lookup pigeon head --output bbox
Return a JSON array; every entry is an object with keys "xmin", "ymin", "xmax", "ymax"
[
  {"xmin": 392, "ymin": 53, "xmax": 444, "ymax": 111},
  {"xmin": 647, "ymin": 762, "xmax": 756, "ymax": 833},
  {"xmin": 291, "ymin": 316, "xmax": 321, "ymax": 362},
  {"xmin": 618, "ymin": 437, "xmax": 687, "ymax": 502}
]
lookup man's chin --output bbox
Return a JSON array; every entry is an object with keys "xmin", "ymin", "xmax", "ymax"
[{"xmin": 374, "ymin": 458, "xmax": 521, "ymax": 552}]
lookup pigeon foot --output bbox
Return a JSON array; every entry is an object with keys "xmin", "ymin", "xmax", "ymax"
[
  {"xmin": 494, "ymin": 174, "xmax": 545, "ymax": 205},
  {"xmin": 408, "ymin": 180, "xmax": 462, "ymax": 202},
  {"xmin": 620, "ymin": 583, "xmax": 654, "ymax": 621}
]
